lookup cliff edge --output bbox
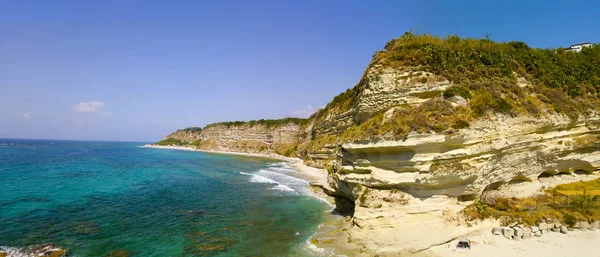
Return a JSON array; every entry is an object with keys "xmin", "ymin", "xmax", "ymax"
[{"xmin": 156, "ymin": 33, "xmax": 600, "ymax": 256}]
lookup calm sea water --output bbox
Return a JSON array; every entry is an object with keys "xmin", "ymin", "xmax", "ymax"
[{"xmin": 0, "ymin": 139, "xmax": 330, "ymax": 256}]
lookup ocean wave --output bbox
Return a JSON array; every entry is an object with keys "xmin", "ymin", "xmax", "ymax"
[
  {"xmin": 239, "ymin": 162, "xmax": 316, "ymax": 195},
  {"xmin": 272, "ymin": 184, "xmax": 296, "ymax": 193},
  {"xmin": 303, "ymin": 231, "xmax": 345, "ymax": 257},
  {"xmin": 240, "ymin": 164, "xmax": 335, "ymax": 207},
  {"xmin": 239, "ymin": 171, "xmax": 298, "ymax": 194},
  {"xmin": 267, "ymin": 162, "xmax": 288, "ymax": 167},
  {"xmin": 268, "ymin": 166, "xmax": 297, "ymax": 173}
]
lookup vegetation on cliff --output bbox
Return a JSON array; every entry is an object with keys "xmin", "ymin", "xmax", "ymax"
[
  {"xmin": 155, "ymin": 138, "xmax": 184, "ymax": 146},
  {"xmin": 464, "ymin": 179, "xmax": 600, "ymax": 226},
  {"xmin": 177, "ymin": 127, "xmax": 202, "ymax": 132},
  {"xmin": 155, "ymin": 137, "xmax": 202, "ymax": 147},
  {"xmin": 379, "ymin": 32, "xmax": 600, "ymax": 117},
  {"xmin": 306, "ymin": 33, "xmax": 600, "ymax": 147},
  {"xmin": 377, "ymin": 31, "xmax": 600, "ymax": 97},
  {"xmin": 205, "ymin": 117, "xmax": 309, "ymax": 129},
  {"xmin": 159, "ymin": 33, "xmax": 600, "ymax": 162}
]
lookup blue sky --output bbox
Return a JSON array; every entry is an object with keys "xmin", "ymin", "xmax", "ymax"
[{"xmin": 1, "ymin": 0, "xmax": 598, "ymax": 142}]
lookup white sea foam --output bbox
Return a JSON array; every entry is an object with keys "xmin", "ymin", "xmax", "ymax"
[
  {"xmin": 240, "ymin": 162, "xmax": 318, "ymax": 195},
  {"xmin": 272, "ymin": 184, "xmax": 296, "ymax": 193},
  {"xmin": 303, "ymin": 231, "xmax": 346, "ymax": 257},
  {"xmin": 268, "ymin": 162, "xmax": 288, "ymax": 167},
  {"xmin": 268, "ymin": 166, "xmax": 297, "ymax": 173},
  {"xmin": 241, "ymin": 163, "xmax": 335, "ymax": 206}
]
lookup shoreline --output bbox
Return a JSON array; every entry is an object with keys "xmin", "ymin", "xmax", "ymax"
[
  {"xmin": 141, "ymin": 144, "xmax": 348, "ymax": 256},
  {"xmin": 143, "ymin": 144, "xmax": 600, "ymax": 257},
  {"xmin": 141, "ymin": 144, "xmax": 328, "ymax": 184}
]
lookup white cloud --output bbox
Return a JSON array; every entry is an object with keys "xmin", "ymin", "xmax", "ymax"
[
  {"xmin": 292, "ymin": 105, "xmax": 316, "ymax": 118},
  {"xmin": 23, "ymin": 112, "xmax": 31, "ymax": 120},
  {"xmin": 72, "ymin": 101, "xmax": 105, "ymax": 113}
]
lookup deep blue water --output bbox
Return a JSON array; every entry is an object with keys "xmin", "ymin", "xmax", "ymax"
[{"xmin": 0, "ymin": 139, "xmax": 329, "ymax": 256}]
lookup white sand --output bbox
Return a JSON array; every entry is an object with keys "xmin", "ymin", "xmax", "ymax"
[{"xmin": 426, "ymin": 228, "xmax": 600, "ymax": 257}]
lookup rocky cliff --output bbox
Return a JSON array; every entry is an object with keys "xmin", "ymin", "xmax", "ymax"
[
  {"xmin": 157, "ymin": 33, "xmax": 600, "ymax": 255},
  {"xmin": 162, "ymin": 120, "xmax": 309, "ymax": 156},
  {"xmin": 160, "ymin": 33, "xmax": 600, "ymax": 205}
]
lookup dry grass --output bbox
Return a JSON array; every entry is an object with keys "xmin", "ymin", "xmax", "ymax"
[{"xmin": 467, "ymin": 179, "xmax": 600, "ymax": 225}]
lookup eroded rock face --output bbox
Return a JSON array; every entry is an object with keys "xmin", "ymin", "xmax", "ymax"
[
  {"xmin": 164, "ymin": 122, "xmax": 306, "ymax": 154},
  {"xmin": 335, "ymin": 113, "xmax": 600, "ymax": 201},
  {"xmin": 355, "ymin": 68, "xmax": 451, "ymax": 122}
]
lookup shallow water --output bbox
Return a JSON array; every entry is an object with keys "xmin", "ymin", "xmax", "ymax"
[{"xmin": 0, "ymin": 139, "xmax": 330, "ymax": 256}]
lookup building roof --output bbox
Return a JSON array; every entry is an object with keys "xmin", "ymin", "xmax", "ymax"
[{"xmin": 571, "ymin": 42, "xmax": 591, "ymax": 46}]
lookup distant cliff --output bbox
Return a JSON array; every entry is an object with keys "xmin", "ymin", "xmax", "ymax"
[{"xmin": 161, "ymin": 118, "xmax": 309, "ymax": 156}]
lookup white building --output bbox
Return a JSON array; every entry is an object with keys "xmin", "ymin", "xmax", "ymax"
[{"xmin": 565, "ymin": 42, "xmax": 592, "ymax": 52}]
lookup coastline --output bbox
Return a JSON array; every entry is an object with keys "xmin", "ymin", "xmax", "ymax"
[
  {"xmin": 141, "ymin": 144, "xmax": 350, "ymax": 256},
  {"xmin": 141, "ymin": 144, "xmax": 600, "ymax": 257},
  {"xmin": 140, "ymin": 144, "xmax": 326, "ymax": 183}
]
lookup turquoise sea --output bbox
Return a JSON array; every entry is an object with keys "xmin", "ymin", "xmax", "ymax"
[{"xmin": 0, "ymin": 139, "xmax": 331, "ymax": 256}]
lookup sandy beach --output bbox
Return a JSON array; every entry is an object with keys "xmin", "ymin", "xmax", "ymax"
[
  {"xmin": 423, "ymin": 226, "xmax": 600, "ymax": 257},
  {"xmin": 142, "ymin": 144, "xmax": 600, "ymax": 257}
]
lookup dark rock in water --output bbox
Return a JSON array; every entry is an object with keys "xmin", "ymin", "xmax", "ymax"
[
  {"xmin": 196, "ymin": 244, "xmax": 226, "ymax": 251},
  {"xmin": 105, "ymin": 249, "xmax": 131, "ymax": 257},
  {"xmin": 29, "ymin": 244, "xmax": 67, "ymax": 257},
  {"xmin": 69, "ymin": 220, "xmax": 100, "ymax": 235},
  {"xmin": 0, "ymin": 244, "xmax": 67, "ymax": 257}
]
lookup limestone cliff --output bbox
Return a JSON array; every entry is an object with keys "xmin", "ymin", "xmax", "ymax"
[
  {"xmin": 159, "ymin": 33, "xmax": 600, "ymax": 215},
  {"xmin": 162, "ymin": 120, "xmax": 309, "ymax": 156},
  {"xmin": 155, "ymin": 33, "xmax": 600, "ymax": 256}
]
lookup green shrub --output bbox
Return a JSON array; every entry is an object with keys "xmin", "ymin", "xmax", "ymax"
[
  {"xmin": 564, "ymin": 214, "xmax": 577, "ymax": 228},
  {"xmin": 206, "ymin": 117, "xmax": 309, "ymax": 129},
  {"xmin": 474, "ymin": 197, "xmax": 488, "ymax": 217},
  {"xmin": 452, "ymin": 119, "xmax": 470, "ymax": 129},
  {"xmin": 155, "ymin": 138, "xmax": 183, "ymax": 146},
  {"xmin": 470, "ymin": 91, "xmax": 512, "ymax": 116},
  {"xmin": 178, "ymin": 127, "xmax": 202, "ymax": 132},
  {"xmin": 443, "ymin": 86, "xmax": 471, "ymax": 99}
]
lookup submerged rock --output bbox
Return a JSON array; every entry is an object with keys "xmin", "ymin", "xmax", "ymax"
[
  {"xmin": 105, "ymin": 249, "xmax": 131, "ymax": 257},
  {"xmin": 69, "ymin": 220, "xmax": 100, "ymax": 235},
  {"xmin": 0, "ymin": 244, "xmax": 67, "ymax": 257},
  {"xmin": 196, "ymin": 244, "xmax": 226, "ymax": 251}
]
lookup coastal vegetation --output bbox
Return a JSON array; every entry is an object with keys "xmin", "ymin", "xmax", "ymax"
[
  {"xmin": 464, "ymin": 179, "xmax": 600, "ymax": 226},
  {"xmin": 154, "ymin": 138, "xmax": 203, "ymax": 147},
  {"xmin": 177, "ymin": 127, "xmax": 202, "ymax": 132},
  {"xmin": 205, "ymin": 118, "xmax": 309, "ymax": 129},
  {"xmin": 155, "ymin": 138, "xmax": 184, "ymax": 146},
  {"xmin": 377, "ymin": 31, "xmax": 600, "ymax": 97},
  {"xmin": 304, "ymin": 33, "xmax": 600, "ymax": 147}
]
